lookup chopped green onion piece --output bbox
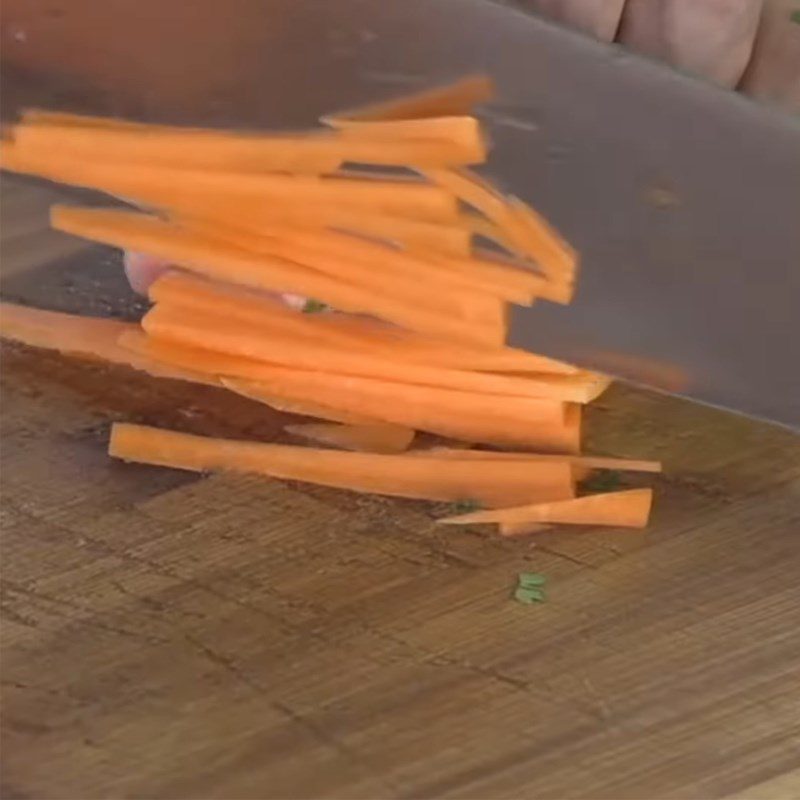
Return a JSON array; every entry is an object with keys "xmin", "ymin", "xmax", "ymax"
[
  {"xmin": 450, "ymin": 498, "xmax": 482, "ymax": 515},
  {"xmin": 581, "ymin": 470, "xmax": 623, "ymax": 493},
  {"xmin": 302, "ymin": 298, "xmax": 329, "ymax": 314},
  {"xmin": 518, "ymin": 572, "xmax": 546, "ymax": 588},
  {"xmin": 514, "ymin": 586, "xmax": 546, "ymax": 604}
]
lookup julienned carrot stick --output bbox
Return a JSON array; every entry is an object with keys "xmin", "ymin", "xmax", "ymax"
[
  {"xmin": 0, "ymin": 301, "xmax": 216, "ymax": 386},
  {"xmin": 218, "ymin": 377, "xmax": 383, "ymax": 425},
  {"xmin": 509, "ymin": 198, "xmax": 578, "ymax": 282},
  {"xmin": 3, "ymin": 147, "xmax": 460, "ymax": 222},
  {"xmin": 149, "ymin": 271, "xmax": 577, "ymax": 375},
  {"xmin": 122, "ymin": 334, "xmax": 579, "ymax": 450},
  {"xmin": 175, "ymin": 203, "xmax": 473, "ymax": 256},
  {"xmin": 423, "ymin": 167, "xmax": 577, "ymax": 283},
  {"xmin": 323, "ymin": 74, "xmax": 494, "ymax": 124},
  {"xmin": 12, "ymin": 119, "xmax": 484, "ymax": 169},
  {"xmin": 51, "ymin": 207, "xmax": 500, "ymax": 346},
  {"xmin": 143, "ymin": 302, "xmax": 598, "ymax": 403},
  {"xmin": 438, "ymin": 488, "xmax": 653, "ymax": 528},
  {"xmin": 500, "ymin": 522, "xmax": 551, "ymax": 536},
  {"xmin": 334, "ymin": 116, "xmax": 486, "ymax": 161},
  {"xmin": 109, "ymin": 423, "xmax": 574, "ymax": 507},
  {"xmin": 4, "ymin": 131, "xmax": 340, "ymax": 176},
  {"xmin": 284, "ymin": 422, "xmax": 416, "ymax": 454},
  {"xmin": 414, "ymin": 448, "xmax": 661, "ymax": 473}
]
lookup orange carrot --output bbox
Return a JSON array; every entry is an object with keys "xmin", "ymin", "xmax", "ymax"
[
  {"xmin": 509, "ymin": 198, "xmax": 579, "ymax": 283},
  {"xmin": 500, "ymin": 522, "xmax": 552, "ymax": 536},
  {"xmin": 218, "ymin": 377, "xmax": 383, "ymax": 425},
  {"xmin": 0, "ymin": 301, "xmax": 216, "ymax": 386},
  {"xmin": 109, "ymin": 423, "xmax": 574, "ymax": 507},
  {"xmin": 8, "ymin": 149, "xmax": 460, "ymax": 221},
  {"xmin": 284, "ymin": 422, "xmax": 415, "ymax": 454},
  {"xmin": 438, "ymin": 488, "xmax": 653, "ymax": 528},
  {"xmin": 411, "ymin": 447, "xmax": 661, "ymax": 473},
  {"xmin": 172, "ymin": 214, "xmax": 520, "ymax": 314},
  {"xmin": 142, "ymin": 301, "xmax": 599, "ymax": 402},
  {"xmin": 11, "ymin": 117, "xmax": 483, "ymax": 169},
  {"xmin": 333, "ymin": 116, "xmax": 486, "ymax": 162},
  {"xmin": 323, "ymin": 74, "xmax": 494, "ymax": 124},
  {"xmin": 51, "ymin": 207, "xmax": 500, "ymax": 345},
  {"xmin": 121, "ymin": 334, "xmax": 579, "ymax": 450},
  {"xmin": 175, "ymin": 214, "xmax": 536, "ymax": 307},
  {"xmin": 149, "ymin": 271, "xmax": 576, "ymax": 375},
  {"xmin": 423, "ymin": 167, "xmax": 578, "ymax": 285}
]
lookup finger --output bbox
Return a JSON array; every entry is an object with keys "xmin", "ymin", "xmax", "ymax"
[
  {"xmin": 123, "ymin": 251, "xmax": 171, "ymax": 295},
  {"xmin": 123, "ymin": 251, "xmax": 311, "ymax": 310},
  {"xmin": 739, "ymin": 0, "xmax": 800, "ymax": 112},
  {"xmin": 619, "ymin": 0, "xmax": 764, "ymax": 87},
  {"xmin": 528, "ymin": 0, "xmax": 626, "ymax": 41}
]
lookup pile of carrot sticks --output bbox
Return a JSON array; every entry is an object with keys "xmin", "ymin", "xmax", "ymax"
[{"xmin": 0, "ymin": 76, "xmax": 658, "ymax": 533}]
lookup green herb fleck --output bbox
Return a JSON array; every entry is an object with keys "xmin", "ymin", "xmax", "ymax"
[
  {"xmin": 302, "ymin": 298, "xmax": 329, "ymax": 314},
  {"xmin": 790, "ymin": 9, "xmax": 800, "ymax": 24},
  {"xmin": 450, "ymin": 498, "xmax": 482, "ymax": 515},
  {"xmin": 581, "ymin": 470, "xmax": 623, "ymax": 493},
  {"xmin": 518, "ymin": 572, "xmax": 546, "ymax": 588},
  {"xmin": 514, "ymin": 586, "xmax": 546, "ymax": 604},
  {"xmin": 514, "ymin": 572, "xmax": 547, "ymax": 604}
]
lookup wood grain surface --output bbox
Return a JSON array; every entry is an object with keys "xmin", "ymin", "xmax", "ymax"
[{"xmin": 2, "ymin": 176, "xmax": 800, "ymax": 799}]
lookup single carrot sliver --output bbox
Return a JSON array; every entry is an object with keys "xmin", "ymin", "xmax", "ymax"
[
  {"xmin": 323, "ymin": 74, "xmax": 494, "ymax": 124},
  {"xmin": 413, "ymin": 447, "xmax": 661, "ymax": 473},
  {"xmin": 438, "ymin": 488, "xmax": 654, "ymax": 529},
  {"xmin": 109, "ymin": 423, "xmax": 574, "ymax": 507}
]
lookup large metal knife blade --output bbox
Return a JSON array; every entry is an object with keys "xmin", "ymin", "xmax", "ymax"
[{"xmin": 3, "ymin": 0, "xmax": 799, "ymax": 426}]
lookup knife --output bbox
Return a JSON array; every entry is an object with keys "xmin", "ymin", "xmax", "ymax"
[{"xmin": 3, "ymin": 0, "xmax": 799, "ymax": 427}]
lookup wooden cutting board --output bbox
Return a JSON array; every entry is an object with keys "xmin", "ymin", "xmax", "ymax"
[{"xmin": 2, "ymin": 176, "xmax": 799, "ymax": 800}]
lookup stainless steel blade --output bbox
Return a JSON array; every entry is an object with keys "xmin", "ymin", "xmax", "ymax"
[{"xmin": 2, "ymin": 0, "xmax": 799, "ymax": 426}]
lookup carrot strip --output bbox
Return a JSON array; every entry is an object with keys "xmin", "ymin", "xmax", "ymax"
[
  {"xmin": 20, "ymin": 108, "xmax": 148, "ymax": 129},
  {"xmin": 122, "ymin": 334, "xmax": 579, "ymax": 450},
  {"xmin": 51, "ymin": 207, "xmax": 500, "ymax": 345},
  {"xmin": 3, "ymin": 145, "xmax": 459, "ymax": 222},
  {"xmin": 109, "ymin": 423, "xmax": 574, "ymax": 507},
  {"xmin": 438, "ymin": 489, "xmax": 653, "ymax": 528},
  {"xmin": 423, "ymin": 167, "xmax": 577, "ymax": 286},
  {"xmin": 334, "ymin": 116, "xmax": 486, "ymax": 161},
  {"xmin": 0, "ymin": 301, "xmax": 215, "ymax": 386},
  {"xmin": 409, "ymin": 447, "xmax": 661, "ymax": 473},
  {"xmin": 500, "ymin": 522, "xmax": 552, "ymax": 536},
  {"xmin": 11, "ymin": 119, "xmax": 483, "ymax": 169},
  {"xmin": 510, "ymin": 198, "xmax": 579, "ymax": 283},
  {"xmin": 176, "ymin": 203, "xmax": 473, "ymax": 256},
  {"xmin": 218, "ymin": 377, "xmax": 382, "ymax": 425},
  {"xmin": 150, "ymin": 271, "xmax": 576, "ymax": 375},
  {"xmin": 324, "ymin": 74, "xmax": 494, "ymax": 124},
  {"xmin": 143, "ymin": 302, "xmax": 586, "ymax": 402},
  {"xmin": 284, "ymin": 422, "xmax": 415, "ymax": 454}
]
